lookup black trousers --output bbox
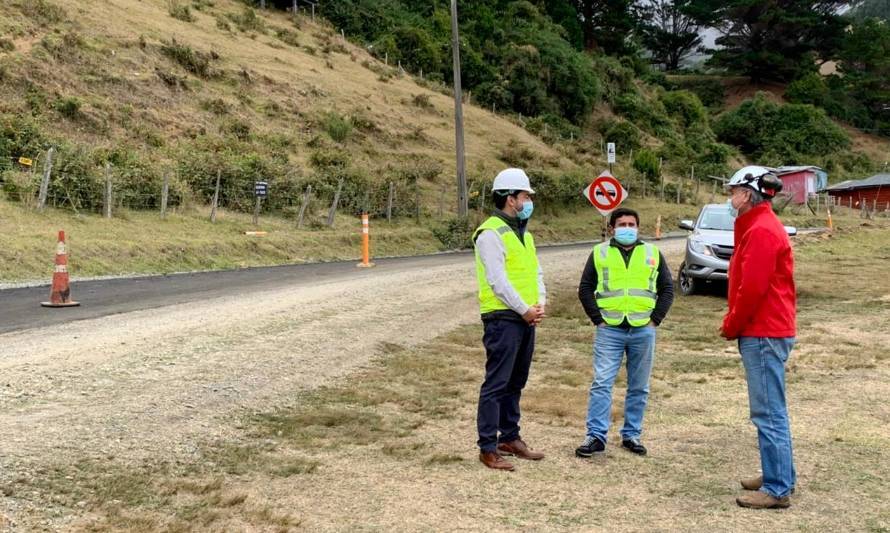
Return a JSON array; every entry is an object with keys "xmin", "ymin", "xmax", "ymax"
[{"xmin": 476, "ymin": 319, "xmax": 535, "ymax": 452}]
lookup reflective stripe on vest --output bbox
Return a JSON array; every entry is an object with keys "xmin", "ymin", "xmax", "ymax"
[
  {"xmin": 592, "ymin": 242, "xmax": 660, "ymax": 327},
  {"xmin": 473, "ymin": 217, "xmax": 540, "ymax": 314}
]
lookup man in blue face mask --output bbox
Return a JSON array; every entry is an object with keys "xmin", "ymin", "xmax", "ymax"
[
  {"xmin": 473, "ymin": 168, "xmax": 547, "ymax": 471},
  {"xmin": 575, "ymin": 208, "xmax": 674, "ymax": 458}
]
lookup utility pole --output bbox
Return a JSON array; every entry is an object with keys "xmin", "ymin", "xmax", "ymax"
[{"xmin": 450, "ymin": 0, "xmax": 468, "ymax": 217}]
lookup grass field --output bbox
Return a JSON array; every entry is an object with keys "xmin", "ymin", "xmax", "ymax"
[{"xmin": 4, "ymin": 220, "xmax": 888, "ymax": 531}]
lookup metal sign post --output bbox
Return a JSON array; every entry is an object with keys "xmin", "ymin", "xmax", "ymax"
[
  {"xmin": 253, "ymin": 181, "xmax": 268, "ymax": 225},
  {"xmin": 607, "ymin": 142, "xmax": 616, "ymax": 174},
  {"xmin": 583, "ymin": 170, "xmax": 628, "ymax": 242}
]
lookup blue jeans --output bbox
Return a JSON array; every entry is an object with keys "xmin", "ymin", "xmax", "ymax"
[
  {"xmin": 739, "ymin": 336, "xmax": 797, "ymax": 498},
  {"xmin": 585, "ymin": 325, "xmax": 656, "ymax": 442}
]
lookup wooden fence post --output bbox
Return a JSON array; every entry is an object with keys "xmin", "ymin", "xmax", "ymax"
[
  {"xmin": 104, "ymin": 163, "xmax": 113, "ymax": 219},
  {"xmin": 210, "ymin": 170, "xmax": 221, "ymax": 223},
  {"xmin": 37, "ymin": 147, "xmax": 55, "ymax": 211},
  {"xmin": 297, "ymin": 184, "xmax": 313, "ymax": 228},
  {"xmin": 386, "ymin": 181, "xmax": 394, "ymax": 222},
  {"xmin": 327, "ymin": 178, "xmax": 343, "ymax": 227},
  {"xmin": 160, "ymin": 172, "xmax": 170, "ymax": 219}
]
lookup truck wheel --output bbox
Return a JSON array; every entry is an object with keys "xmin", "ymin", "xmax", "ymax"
[{"xmin": 678, "ymin": 262, "xmax": 697, "ymax": 296}]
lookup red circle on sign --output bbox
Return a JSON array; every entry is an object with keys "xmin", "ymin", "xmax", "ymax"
[{"xmin": 589, "ymin": 175, "xmax": 623, "ymax": 210}]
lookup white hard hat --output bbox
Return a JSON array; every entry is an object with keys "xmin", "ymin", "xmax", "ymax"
[
  {"xmin": 725, "ymin": 165, "xmax": 783, "ymax": 198},
  {"xmin": 492, "ymin": 168, "xmax": 535, "ymax": 194}
]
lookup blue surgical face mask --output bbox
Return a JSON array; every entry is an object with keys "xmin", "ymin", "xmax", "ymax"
[
  {"xmin": 727, "ymin": 198, "xmax": 738, "ymax": 218},
  {"xmin": 517, "ymin": 200, "xmax": 534, "ymax": 220},
  {"xmin": 614, "ymin": 227, "xmax": 638, "ymax": 245}
]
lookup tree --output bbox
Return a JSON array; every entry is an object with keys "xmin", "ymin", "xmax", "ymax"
[
  {"xmin": 570, "ymin": 0, "xmax": 638, "ymax": 55},
  {"xmin": 637, "ymin": 0, "xmax": 708, "ymax": 71},
  {"xmin": 850, "ymin": 0, "xmax": 890, "ymax": 22},
  {"xmin": 697, "ymin": 0, "xmax": 848, "ymax": 82},
  {"xmin": 837, "ymin": 17, "xmax": 890, "ymax": 135}
]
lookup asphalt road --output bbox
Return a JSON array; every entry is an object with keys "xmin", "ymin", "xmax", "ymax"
[{"xmin": 1, "ymin": 241, "xmax": 631, "ymax": 336}]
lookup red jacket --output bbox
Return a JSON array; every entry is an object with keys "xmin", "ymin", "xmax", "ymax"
[{"xmin": 722, "ymin": 202, "xmax": 796, "ymax": 339}]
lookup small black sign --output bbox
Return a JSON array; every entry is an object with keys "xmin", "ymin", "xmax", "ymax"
[{"xmin": 254, "ymin": 181, "xmax": 269, "ymax": 198}]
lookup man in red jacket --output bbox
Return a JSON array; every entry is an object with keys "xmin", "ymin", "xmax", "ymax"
[{"xmin": 720, "ymin": 166, "xmax": 797, "ymax": 510}]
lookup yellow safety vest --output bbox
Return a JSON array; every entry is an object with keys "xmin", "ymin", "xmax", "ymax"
[
  {"xmin": 592, "ymin": 242, "xmax": 660, "ymax": 327},
  {"xmin": 473, "ymin": 216, "xmax": 540, "ymax": 314}
]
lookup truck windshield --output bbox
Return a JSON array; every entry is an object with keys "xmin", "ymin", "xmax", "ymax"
[{"xmin": 698, "ymin": 208, "xmax": 735, "ymax": 231}]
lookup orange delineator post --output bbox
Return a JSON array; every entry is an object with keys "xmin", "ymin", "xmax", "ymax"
[
  {"xmin": 827, "ymin": 207, "xmax": 833, "ymax": 231},
  {"xmin": 357, "ymin": 213, "xmax": 375, "ymax": 268},
  {"xmin": 41, "ymin": 230, "xmax": 80, "ymax": 308},
  {"xmin": 655, "ymin": 215, "xmax": 662, "ymax": 240}
]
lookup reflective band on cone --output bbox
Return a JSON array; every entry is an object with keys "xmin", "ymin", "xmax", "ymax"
[{"xmin": 41, "ymin": 230, "xmax": 80, "ymax": 308}]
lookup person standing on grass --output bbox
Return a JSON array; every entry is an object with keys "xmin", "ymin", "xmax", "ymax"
[
  {"xmin": 473, "ymin": 168, "xmax": 546, "ymax": 472},
  {"xmin": 575, "ymin": 208, "xmax": 674, "ymax": 458},
  {"xmin": 720, "ymin": 166, "xmax": 797, "ymax": 510}
]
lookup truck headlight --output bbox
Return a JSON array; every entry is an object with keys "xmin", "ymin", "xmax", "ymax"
[{"xmin": 690, "ymin": 238, "xmax": 712, "ymax": 256}]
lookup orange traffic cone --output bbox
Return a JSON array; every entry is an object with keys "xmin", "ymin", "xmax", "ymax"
[
  {"xmin": 41, "ymin": 230, "xmax": 80, "ymax": 308},
  {"xmin": 356, "ymin": 213, "xmax": 375, "ymax": 268}
]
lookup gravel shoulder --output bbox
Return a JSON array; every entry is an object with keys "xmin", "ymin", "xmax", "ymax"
[{"xmin": 0, "ymin": 241, "xmax": 684, "ymax": 530}]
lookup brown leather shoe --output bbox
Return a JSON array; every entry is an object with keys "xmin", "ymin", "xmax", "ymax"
[
  {"xmin": 480, "ymin": 451, "xmax": 515, "ymax": 471},
  {"xmin": 740, "ymin": 475, "xmax": 763, "ymax": 491},
  {"xmin": 497, "ymin": 439, "xmax": 545, "ymax": 460},
  {"xmin": 740, "ymin": 475, "xmax": 795, "ymax": 494},
  {"xmin": 736, "ymin": 491, "xmax": 790, "ymax": 509}
]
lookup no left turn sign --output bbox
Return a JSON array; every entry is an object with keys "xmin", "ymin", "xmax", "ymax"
[{"xmin": 583, "ymin": 171, "xmax": 628, "ymax": 216}]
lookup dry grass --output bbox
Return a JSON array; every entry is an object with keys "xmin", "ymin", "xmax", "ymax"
[
  {"xmin": 0, "ymin": 0, "xmax": 569, "ymax": 186},
  {"xmin": 7, "ymin": 220, "xmax": 888, "ymax": 531}
]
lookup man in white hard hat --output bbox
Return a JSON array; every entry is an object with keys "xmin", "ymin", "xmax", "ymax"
[
  {"xmin": 472, "ymin": 168, "xmax": 546, "ymax": 471},
  {"xmin": 721, "ymin": 165, "xmax": 798, "ymax": 509}
]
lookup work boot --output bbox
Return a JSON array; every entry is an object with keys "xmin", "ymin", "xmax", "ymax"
[
  {"xmin": 740, "ymin": 475, "xmax": 763, "ymax": 491},
  {"xmin": 497, "ymin": 439, "xmax": 545, "ymax": 460},
  {"xmin": 479, "ymin": 451, "xmax": 514, "ymax": 471},
  {"xmin": 740, "ymin": 475, "xmax": 795, "ymax": 494},
  {"xmin": 736, "ymin": 491, "xmax": 790, "ymax": 509}
]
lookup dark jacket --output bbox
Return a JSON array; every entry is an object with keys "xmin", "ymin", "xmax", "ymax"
[{"xmin": 578, "ymin": 239, "xmax": 674, "ymax": 327}]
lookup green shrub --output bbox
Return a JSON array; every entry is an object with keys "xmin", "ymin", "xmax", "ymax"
[
  {"xmin": 412, "ymin": 94, "xmax": 434, "ymax": 110},
  {"xmin": 499, "ymin": 140, "xmax": 539, "ymax": 168},
  {"xmin": 633, "ymin": 149, "xmax": 660, "ymax": 183},
  {"xmin": 664, "ymin": 77, "xmax": 726, "ymax": 109},
  {"xmin": 167, "ymin": 0, "xmax": 194, "ymax": 22},
  {"xmin": 14, "ymin": 0, "xmax": 66, "ymax": 23},
  {"xmin": 53, "ymin": 97, "xmax": 82, "ymax": 119},
  {"xmin": 0, "ymin": 114, "xmax": 45, "ymax": 172},
  {"xmin": 660, "ymin": 90, "xmax": 708, "ymax": 129},
  {"xmin": 276, "ymin": 28, "xmax": 300, "ymax": 47},
  {"xmin": 310, "ymin": 148, "xmax": 350, "ymax": 170},
  {"xmin": 227, "ymin": 6, "xmax": 266, "ymax": 34},
  {"xmin": 160, "ymin": 39, "xmax": 216, "ymax": 78},
  {"xmin": 323, "ymin": 112, "xmax": 353, "ymax": 143},
  {"xmin": 715, "ymin": 92, "xmax": 851, "ymax": 161},
  {"xmin": 785, "ymin": 73, "xmax": 830, "ymax": 107},
  {"xmin": 200, "ymin": 98, "xmax": 230, "ymax": 115},
  {"xmin": 0, "ymin": 38, "xmax": 14, "ymax": 52},
  {"xmin": 431, "ymin": 216, "xmax": 474, "ymax": 250},
  {"xmin": 601, "ymin": 120, "xmax": 642, "ymax": 152}
]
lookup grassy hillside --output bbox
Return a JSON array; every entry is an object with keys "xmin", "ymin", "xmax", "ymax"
[
  {"xmin": 1, "ymin": 0, "xmax": 887, "ymax": 282},
  {"xmin": 0, "ymin": 0, "xmax": 581, "ymax": 211}
]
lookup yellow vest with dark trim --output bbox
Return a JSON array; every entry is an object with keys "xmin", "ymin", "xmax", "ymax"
[
  {"xmin": 592, "ymin": 242, "xmax": 660, "ymax": 327},
  {"xmin": 473, "ymin": 216, "xmax": 540, "ymax": 314}
]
